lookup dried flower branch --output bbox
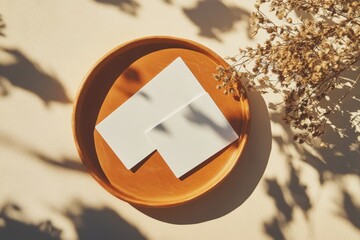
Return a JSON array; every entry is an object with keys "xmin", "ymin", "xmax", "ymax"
[{"xmin": 214, "ymin": 0, "xmax": 360, "ymax": 145}]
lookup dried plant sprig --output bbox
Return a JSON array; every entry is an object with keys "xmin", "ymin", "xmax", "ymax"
[{"xmin": 214, "ymin": 0, "xmax": 360, "ymax": 145}]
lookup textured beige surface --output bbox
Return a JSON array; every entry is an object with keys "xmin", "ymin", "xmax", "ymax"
[{"xmin": 0, "ymin": 0, "xmax": 359, "ymax": 239}]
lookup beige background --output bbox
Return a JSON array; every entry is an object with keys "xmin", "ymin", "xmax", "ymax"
[{"xmin": 0, "ymin": 0, "xmax": 359, "ymax": 239}]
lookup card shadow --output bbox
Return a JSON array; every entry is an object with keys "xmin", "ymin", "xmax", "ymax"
[{"xmin": 134, "ymin": 88, "xmax": 272, "ymax": 224}]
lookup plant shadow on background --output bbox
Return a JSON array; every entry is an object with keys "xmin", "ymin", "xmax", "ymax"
[
  {"xmin": 263, "ymin": 65, "xmax": 360, "ymax": 239},
  {"xmin": 0, "ymin": 48, "xmax": 71, "ymax": 105},
  {"xmin": 64, "ymin": 201, "xmax": 147, "ymax": 240},
  {"xmin": 0, "ymin": 14, "xmax": 5, "ymax": 37},
  {"xmin": 92, "ymin": 0, "xmax": 251, "ymax": 42},
  {"xmin": 93, "ymin": 0, "xmax": 141, "ymax": 16},
  {"xmin": 0, "ymin": 203, "xmax": 62, "ymax": 240},
  {"xmin": 183, "ymin": 0, "xmax": 252, "ymax": 42},
  {"xmin": 0, "ymin": 124, "xmax": 86, "ymax": 175},
  {"xmin": 0, "ymin": 201, "xmax": 147, "ymax": 240},
  {"xmin": 338, "ymin": 190, "xmax": 360, "ymax": 231},
  {"xmin": 93, "ymin": 0, "xmax": 176, "ymax": 16},
  {"xmin": 33, "ymin": 152, "xmax": 87, "ymax": 174},
  {"xmin": 0, "ymin": 16, "xmax": 83, "ymax": 174}
]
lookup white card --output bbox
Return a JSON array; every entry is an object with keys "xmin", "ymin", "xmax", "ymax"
[
  {"xmin": 95, "ymin": 58, "xmax": 205, "ymax": 169},
  {"xmin": 145, "ymin": 93, "xmax": 239, "ymax": 178}
]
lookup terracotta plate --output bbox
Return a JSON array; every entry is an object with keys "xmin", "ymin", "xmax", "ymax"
[{"xmin": 72, "ymin": 36, "xmax": 250, "ymax": 207}]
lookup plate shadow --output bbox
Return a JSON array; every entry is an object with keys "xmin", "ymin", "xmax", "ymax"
[{"xmin": 135, "ymin": 88, "xmax": 272, "ymax": 224}]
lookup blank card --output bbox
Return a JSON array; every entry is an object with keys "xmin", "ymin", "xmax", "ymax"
[{"xmin": 145, "ymin": 93, "xmax": 239, "ymax": 178}]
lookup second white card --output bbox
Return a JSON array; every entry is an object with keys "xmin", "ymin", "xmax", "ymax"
[{"xmin": 145, "ymin": 93, "xmax": 239, "ymax": 178}]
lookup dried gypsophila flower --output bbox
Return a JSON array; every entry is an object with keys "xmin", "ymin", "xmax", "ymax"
[{"xmin": 214, "ymin": 0, "xmax": 360, "ymax": 146}]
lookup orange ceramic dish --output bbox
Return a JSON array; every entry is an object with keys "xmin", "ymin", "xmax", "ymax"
[{"xmin": 72, "ymin": 36, "xmax": 250, "ymax": 207}]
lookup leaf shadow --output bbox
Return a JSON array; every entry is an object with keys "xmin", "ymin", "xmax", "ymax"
[
  {"xmin": 287, "ymin": 162, "xmax": 311, "ymax": 215},
  {"xmin": 64, "ymin": 201, "xmax": 147, "ymax": 240},
  {"xmin": 182, "ymin": 0, "xmax": 252, "ymax": 42},
  {"xmin": 338, "ymin": 190, "xmax": 360, "ymax": 231},
  {"xmin": 93, "ymin": 0, "xmax": 140, "ymax": 16},
  {"xmin": 0, "ymin": 133, "xmax": 86, "ymax": 175},
  {"xmin": 163, "ymin": 0, "xmax": 173, "ymax": 4},
  {"xmin": 0, "ymin": 48, "xmax": 71, "ymax": 105},
  {"xmin": 184, "ymin": 103, "xmax": 238, "ymax": 142},
  {"xmin": 34, "ymin": 152, "xmax": 87, "ymax": 174},
  {"xmin": 0, "ymin": 201, "xmax": 148, "ymax": 240},
  {"xmin": 0, "ymin": 203, "xmax": 62, "ymax": 240},
  {"xmin": 0, "ymin": 14, "xmax": 5, "ymax": 37},
  {"xmin": 265, "ymin": 178, "xmax": 293, "ymax": 222},
  {"xmin": 264, "ymin": 216, "xmax": 286, "ymax": 240},
  {"xmin": 262, "ymin": 159, "xmax": 313, "ymax": 239}
]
